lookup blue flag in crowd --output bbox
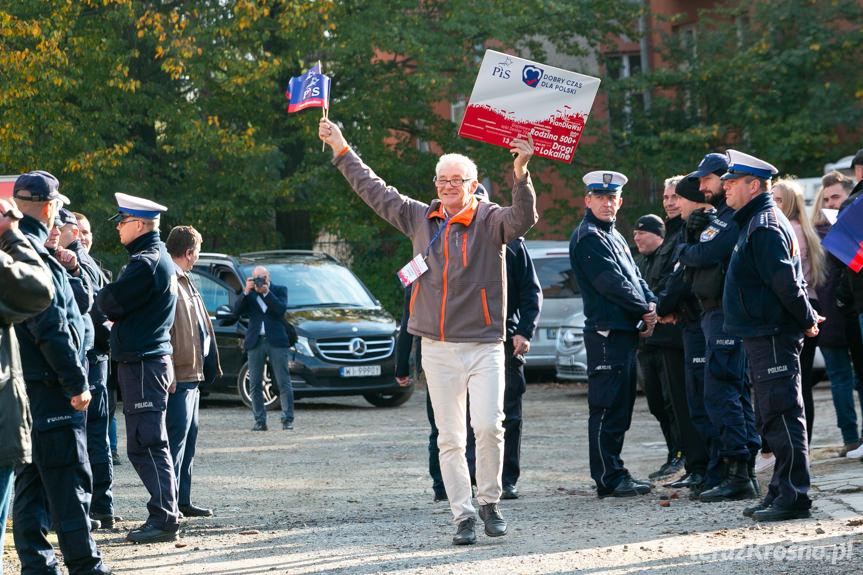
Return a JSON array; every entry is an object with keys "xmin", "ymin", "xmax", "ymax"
[
  {"xmin": 285, "ymin": 63, "xmax": 330, "ymax": 113},
  {"xmin": 823, "ymin": 192, "xmax": 863, "ymax": 273}
]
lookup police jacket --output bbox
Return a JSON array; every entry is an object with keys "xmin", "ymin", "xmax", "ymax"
[
  {"xmin": 505, "ymin": 238, "xmax": 542, "ymax": 341},
  {"xmin": 77, "ymin": 247, "xmax": 112, "ymax": 359},
  {"xmin": 15, "ymin": 216, "xmax": 89, "ymax": 429},
  {"xmin": 677, "ymin": 201, "xmax": 738, "ymax": 304},
  {"xmin": 232, "ymin": 284, "xmax": 293, "ymax": 350},
  {"xmin": 333, "ymin": 149, "xmax": 537, "ymax": 343},
  {"xmin": 60, "ymin": 239, "xmax": 95, "ymax": 357},
  {"xmin": 570, "ymin": 208, "xmax": 656, "ymax": 332},
  {"xmin": 96, "ymin": 230, "xmax": 176, "ymax": 362},
  {"xmin": 723, "ymin": 193, "xmax": 818, "ymax": 338},
  {"xmin": 0, "ymin": 227, "xmax": 53, "ymax": 467}
]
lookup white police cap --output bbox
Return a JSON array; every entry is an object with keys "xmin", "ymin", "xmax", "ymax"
[
  {"xmin": 583, "ymin": 170, "xmax": 628, "ymax": 195},
  {"xmin": 109, "ymin": 192, "xmax": 168, "ymax": 221},
  {"xmin": 721, "ymin": 150, "xmax": 779, "ymax": 180}
]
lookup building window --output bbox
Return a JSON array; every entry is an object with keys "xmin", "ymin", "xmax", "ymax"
[
  {"xmin": 450, "ymin": 96, "xmax": 466, "ymax": 126},
  {"xmin": 606, "ymin": 52, "xmax": 645, "ymax": 139}
]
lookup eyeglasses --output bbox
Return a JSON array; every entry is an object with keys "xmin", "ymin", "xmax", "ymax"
[
  {"xmin": 433, "ymin": 176, "xmax": 473, "ymax": 188},
  {"xmin": 117, "ymin": 218, "xmax": 141, "ymax": 227}
]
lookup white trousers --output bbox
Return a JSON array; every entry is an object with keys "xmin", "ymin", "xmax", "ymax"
[{"xmin": 421, "ymin": 338, "xmax": 506, "ymax": 523}]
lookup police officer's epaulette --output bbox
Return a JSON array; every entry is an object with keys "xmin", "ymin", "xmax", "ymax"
[
  {"xmin": 745, "ymin": 207, "xmax": 779, "ymax": 239},
  {"xmin": 576, "ymin": 221, "xmax": 602, "ymax": 241}
]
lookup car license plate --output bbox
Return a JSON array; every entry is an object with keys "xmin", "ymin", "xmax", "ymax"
[{"xmin": 340, "ymin": 365, "xmax": 381, "ymax": 377}]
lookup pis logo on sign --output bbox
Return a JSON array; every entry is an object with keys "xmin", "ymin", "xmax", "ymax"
[{"xmin": 522, "ymin": 65, "xmax": 543, "ymax": 88}]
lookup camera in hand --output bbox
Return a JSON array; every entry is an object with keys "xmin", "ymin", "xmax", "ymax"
[{"xmin": 253, "ymin": 276, "xmax": 267, "ymax": 288}]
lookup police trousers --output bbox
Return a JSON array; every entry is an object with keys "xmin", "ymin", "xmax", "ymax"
[
  {"xmin": 584, "ymin": 330, "xmax": 638, "ymax": 493},
  {"xmin": 745, "ymin": 333, "xmax": 811, "ymax": 510},
  {"xmin": 701, "ymin": 309, "xmax": 759, "ymax": 459},
  {"xmin": 13, "ymin": 420, "xmax": 107, "ymax": 575},
  {"xmin": 118, "ymin": 356, "xmax": 178, "ymax": 531}
]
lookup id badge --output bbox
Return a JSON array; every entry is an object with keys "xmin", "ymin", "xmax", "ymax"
[{"xmin": 397, "ymin": 254, "xmax": 428, "ymax": 287}]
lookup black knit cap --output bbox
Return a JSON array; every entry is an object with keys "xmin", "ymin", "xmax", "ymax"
[
  {"xmin": 675, "ymin": 173, "xmax": 705, "ymax": 203},
  {"xmin": 634, "ymin": 214, "xmax": 665, "ymax": 238}
]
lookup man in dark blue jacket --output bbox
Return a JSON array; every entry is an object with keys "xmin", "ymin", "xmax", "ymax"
[
  {"xmin": 232, "ymin": 265, "xmax": 295, "ymax": 431},
  {"xmin": 96, "ymin": 192, "xmax": 178, "ymax": 544},
  {"xmin": 722, "ymin": 150, "xmax": 821, "ymax": 522},
  {"xmin": 677, "ymin": 153, "xmax": 760, "ymax": 502},
  {"xmin": 570, "ymin": 170, "xmax": 657, "ymax": 498},
  {"xmin": 12, "ymin": 171, "xmax": 111, "ymax": 575}
]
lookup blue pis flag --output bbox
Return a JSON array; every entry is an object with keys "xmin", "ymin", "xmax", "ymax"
[
  {"xmin": 823, "ymin": 192, "xmax": 863, "ymax": 273},
  {"xmin": 285, "ymin": 63, "xmax": 331, "ymax": 113}
]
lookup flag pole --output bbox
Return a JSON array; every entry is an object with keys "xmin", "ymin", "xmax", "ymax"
[{"xmin": 320, "ymin": 60, "xmax": 328, "ymax": 152}]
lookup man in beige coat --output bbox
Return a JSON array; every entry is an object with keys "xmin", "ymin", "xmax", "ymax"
[
  {"xmin": 165, "ymin": 225, "xmax": 221, "ymax": 518},
  {"xmin": 319, "ymin": 117, "xmax": 537, "ymax": 545}
]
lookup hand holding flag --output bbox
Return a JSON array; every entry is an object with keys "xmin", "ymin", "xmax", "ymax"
[{"xmin": 286, "ymin": 63, "xmax": 331, "ymax": 113}]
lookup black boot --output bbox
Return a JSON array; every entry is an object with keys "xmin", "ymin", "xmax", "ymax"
[
  {"xmin": 748, "ymin": 453, "xmax": 760, "ymax": 496},
  {"xmin": 699, "ymin": 458, "xmax": 756, "ymax": 502}
]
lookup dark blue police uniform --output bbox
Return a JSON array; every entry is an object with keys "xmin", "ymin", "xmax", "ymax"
[
  {"xmin": 725, "ymin": 192, "xmax": 818, "ymax": 516},
  {"xmin": 571, "ymin": 207, "xmax": 656, "ymax": 495},
  {"xmin": 75, "ymin": 240, "xmax": 116, "ymax": 521},
  {"xmin": 677, "ymin": 200, "xmax": 760, "ymax": 490},
  {"xmin": 96, "ymin": 230, "xmax": 178, "ymax": 533},
  {"xmin": 14, "ymin": 215, "xmax": 109, "ymax": 575}
]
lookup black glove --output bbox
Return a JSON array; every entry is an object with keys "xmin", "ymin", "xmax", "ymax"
[{"xmin": 685, "ymin": 208, "xmax": 715, "ymax": 243}]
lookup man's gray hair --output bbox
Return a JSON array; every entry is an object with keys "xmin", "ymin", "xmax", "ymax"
[
  {"xmin": 436, "ymin": 153, "xmax": 478, "ymax": 180},
  {"xmin": 664, "ymin": 175, "xmax": 685, "ymax": 190}
]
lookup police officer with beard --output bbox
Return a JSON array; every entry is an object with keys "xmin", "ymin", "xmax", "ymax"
[
  {"xmin": 722, "ymin": 150, "xmax": 821, "ymax": 521},
  {"xmin": 96, "ymin": 193, "xmax": 179, "ymax": 544},
  {"xmin": 676, "ymin": 153, "xmax": 760, "ymax": 502}
]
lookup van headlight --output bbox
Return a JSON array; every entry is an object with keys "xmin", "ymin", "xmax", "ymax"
[
  {"xmin": 294, "ymin": 335, "xmax": 314, "ymax": 357},
  {"xmin": 557, "ymin": 327, "xmax": 584, "ymax": 352}
]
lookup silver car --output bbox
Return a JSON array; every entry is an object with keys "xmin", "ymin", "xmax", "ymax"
[
  {"xmin": 523, "ymin": 241, "xmax": 583, "ymax": 372},
  {"xmin": 555, "ymin": 312, "xmax": 587, "ymax": 381}
]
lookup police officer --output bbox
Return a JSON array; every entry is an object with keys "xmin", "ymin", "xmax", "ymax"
[
  {"xmin": 11, "ymin": 172, "xmax": 111, "ymax": 575},
  {"xmin": 658, "ymin": 176, "xmax": 720, "ymax": 495},
  {"xmin": 95, "ymin": 193, "xmax": 179, "ymax": 543},
  {"xmin": 676, "ymin": 153, "xmax": 760, "ymax": 502},
  {"xmin": 570, "ymin": 170, "xmax": 658, "ymax": 497},
  {"xmin": 722, "ymin": 150, "xmax": 821, "ymax": 521},
  {"xmin": 57, "ymin": 209, "xmax": 118, "ymax": 528}
]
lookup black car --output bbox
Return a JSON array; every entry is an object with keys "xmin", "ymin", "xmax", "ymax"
[{"xmin": 189, "ymin": 250, "xmax": 413, "ymax": 408}]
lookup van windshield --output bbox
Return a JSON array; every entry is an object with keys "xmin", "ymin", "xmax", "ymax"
[
  {"xmin": 533, "ymin": 256, "xmax": 580, "ymax": 299},
  {"xmin": 239, "ymin": 261, "xmax": 378, "ymax": 309}
]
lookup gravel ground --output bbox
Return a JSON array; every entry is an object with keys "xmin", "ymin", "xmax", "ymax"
[{"xmin": 4, "ymin": 381, "xmax": 863, "ymax": 574}]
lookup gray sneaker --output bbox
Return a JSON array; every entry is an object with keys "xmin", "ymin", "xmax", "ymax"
[
  {"xmin": 452, "ymin": 517, "xmax": 476, "ymax": 545},
  {"xmin": 478, "ymin": 502, "xmax": 507, "ymax": 537}
]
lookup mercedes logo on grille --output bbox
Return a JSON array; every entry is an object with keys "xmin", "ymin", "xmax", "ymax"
[{"xmin": 349, "ymin": 337, "xmax": 367, "ymax": 357}]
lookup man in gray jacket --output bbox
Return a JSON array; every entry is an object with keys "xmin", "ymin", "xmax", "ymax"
[
  {"xmin": 0, "ymin": 196, "xmax": 53, "ymax": 571},
  {"xmin": 319, "ymin": 117, "xmax": 538, "ymax": 546}
]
